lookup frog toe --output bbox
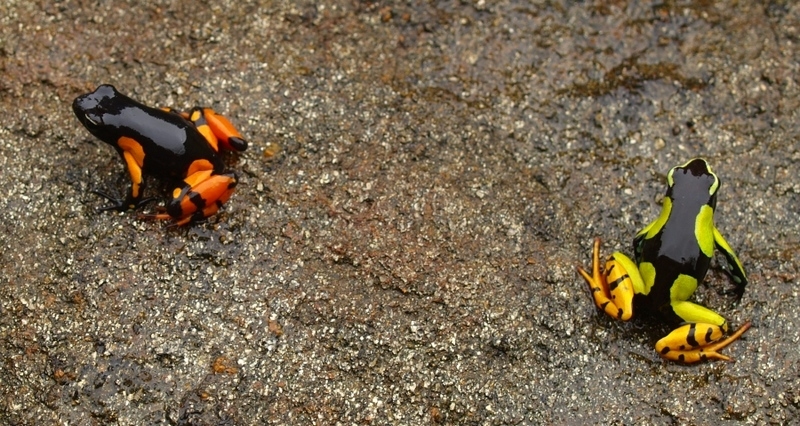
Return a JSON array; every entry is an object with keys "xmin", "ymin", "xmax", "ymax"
[
  {"xmin": 92, "ymin": 190, "xmax": 155, "ymax": 212},
  {"xmin": 226, "ymin": 136, "xmax": 248, "ymax": 151}
]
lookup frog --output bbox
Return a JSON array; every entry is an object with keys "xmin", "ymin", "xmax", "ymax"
[
  {"xmin": 72, "ymin": 84, "xmax": 248, "ymax": 226},
  {"xmin": 577, "ymin": 158, "xmax": 751, "ymax": 363}
]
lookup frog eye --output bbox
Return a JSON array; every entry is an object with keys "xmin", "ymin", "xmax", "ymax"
[{"xmin": 84, "ymin": 113, "xmax": 101, "ymax": 126}]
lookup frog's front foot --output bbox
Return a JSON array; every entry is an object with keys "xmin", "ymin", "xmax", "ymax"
[
  {"xmin": 655, "ymin": 321, "xmax": 752, "ymax": 363},
  {"xmin": 92, "ymin": 190, "xmax": 154, "ymax": 212}
]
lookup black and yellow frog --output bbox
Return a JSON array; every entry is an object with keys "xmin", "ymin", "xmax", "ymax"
[
  {"xmin": 577, "ymin": 158, "xmax": 750, "ymax": 363},
  {"xmin": 72, "ymin": 84, "xmax": 248, "ymax": 226}
]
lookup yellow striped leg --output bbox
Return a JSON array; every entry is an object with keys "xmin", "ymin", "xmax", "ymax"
[
  {"xmin": 577, "ymin": 238, "xmax": 635, "ymax": 321},
  {"xmin": 655, "ymin": 321, "xmax": 752, "ymax": 363}
]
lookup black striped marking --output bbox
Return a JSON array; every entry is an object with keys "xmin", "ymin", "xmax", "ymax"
[
  {"xmin": 704, "ymin": 327, "xmax": 713, "ymax": 344},
  {"xmin": 686, "ymin": 324, "xmax": 699, "ymax": 347},
  {"xmin": 189, "ymin": 191, "xmax": 206, "ymax": 210},
  {"xmin": 607, "ymin": 275, "xmax": 627, "ymax": 292}
]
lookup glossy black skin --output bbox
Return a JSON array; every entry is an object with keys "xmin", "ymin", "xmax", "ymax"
[
  {"xmin": 631, "ymin": 159, "xmax": 719, "ymax": 324},
  {"xmin": 72, "ymin": 85, "xmax": 225, "ymax": 181}
]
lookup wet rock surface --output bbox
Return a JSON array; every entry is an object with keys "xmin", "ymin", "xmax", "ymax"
[{"xmin": 1, "ymin": 1, "xmax": 798, "ymax": 424}]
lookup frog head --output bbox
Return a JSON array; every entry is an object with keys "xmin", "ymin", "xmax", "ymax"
[
  {"xmin": 72, "ymin": 84, "xmax": 125, "ymax": 143},
  {"xmin": 666, "ymin": 158, "xmax": 719, "ymax": 209}
]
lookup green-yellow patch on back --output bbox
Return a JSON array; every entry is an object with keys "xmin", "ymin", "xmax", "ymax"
[
  {"xmin": 636, "ymin": 197, "xmax": 673, "ymax": 240},
  {"xmin": 695, "ymin": 205, "xmax": 715, "ymax": 257},
  {"xmin": 638, "ymin": 261, "xmax": 656, "ymax": 295},
  {"xmin": 670, "ymin": 274, "xmax": 698, "ymax": 302}
]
